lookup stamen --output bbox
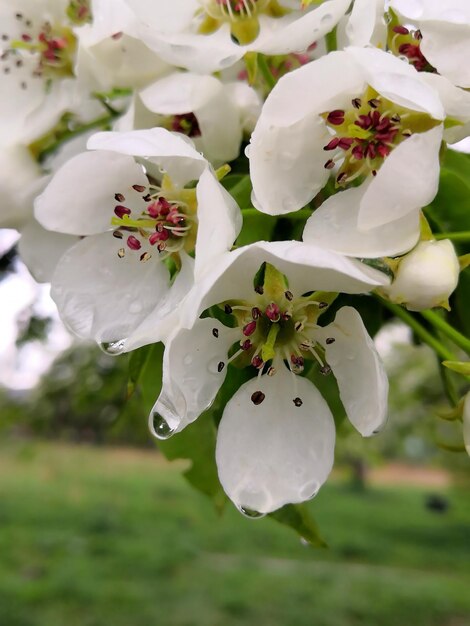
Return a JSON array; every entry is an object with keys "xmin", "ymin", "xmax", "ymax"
[{"xmin": 251, "ymin": 390, "xmax": 265, "ymax": 405}]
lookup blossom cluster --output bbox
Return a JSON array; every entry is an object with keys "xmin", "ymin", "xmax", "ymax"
[{"xmin": 2, "ymin": 0, "xmax": 469, "ymax": 517}]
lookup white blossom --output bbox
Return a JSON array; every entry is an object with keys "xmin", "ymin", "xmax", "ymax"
[
  {"xmin": 34, "ymin": 128, "xmax": 242, "ymax": 351},
  {"xmin": 150, "ymin": 241, "xmax": 389, "ymax": 513}
]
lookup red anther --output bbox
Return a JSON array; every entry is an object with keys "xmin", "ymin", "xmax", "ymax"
[
  {"xmin": 114, "ymin": 205, "xmax": 131, "ymax": 218},
  {"xmin": 111, "ymin": 31, "xmax": 123, "ymax": 40},
  {"xmin": 132, "ymin": 184, "xmax": 146, "ymax": 193},
  {"xmin": 377, "ymin": 143, "xmax": 391, "ymax": 158},
  {"xmin": 243, "ymin": 321, "xmax": 257, "ymax": 336},
  {"xmin": 352, "ymin": 145, "xmax": 364, "ymax": 160},
  {"xmin": 149, "ymin": 230, "xmax": 169, "ymax": 245},
  {"xmin": 251, "ymin": 307, "xmax": 261, "ymax": 320},
  {"xmin": 166, "ymin": 209, "xmax": 183, "ymax": 225},
  {"xmin": 21, "ymin": 33, "xmax": 32, "ymax": 41},
  {"xmin": 52, "ymin": 37, "xmax": 67, "ymax": 49},
  {"xmin": 324, "ymin": 137, "xmax": 340, "ymax": 151},
  {"xmin": 326, "ymin": 109, "xmax": 345, "ymax": 126},
  {"xmin": 291, "ymin": 355, "xmax": 304, "ymax": 368},
  {"xmin": 324, "ymin": 159, "xmax": 335, "ymax": 170},
  {"xmin": 366, "ymin": 143, "xmax": 377, "ymax": 159},
  {"xmin": 355, "ymin": 114, "xmax": 372, "ymax": 129},
  {"xmin": 251, "ymin": 355, "xmax": 264, "ymax": 369},
  {"xmin": 241, "ymin": 339, "xmax": 252, "ymax": 351},
  {"xmin": 393, "ymin": 25, "xmax": 409, "ymax": 35},
  {"xmin": 338, "ymin": 137, "xmax": 354, "ymax": 150},
  {"xmin": 127, "ymin": 235, "xmax": 141, "ymax": 250},
  {"xmin": 265, "ymin": 303, "xmax": 280, "ymax": 322}
]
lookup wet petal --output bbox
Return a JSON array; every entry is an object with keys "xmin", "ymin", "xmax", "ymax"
[
  {"xmin": 303, "ymin": 183, "xmax": 420, "ymax": 258},
  {"xmin": 35, "ymin": 150, "xmax": 148, "ymax": 235},
  {"xmin": 150, "ymin": 317, "xmax": 239, "ymax": 434},
  {"xmin": 318, "ymin": 306, "xmax": 389, "ymax": 437},
  {"xmin": 216, "ymin": 368, "xmax": 335, "ymax": 513},
  {"xmin": 51, "ymin": 231, "xmax": 169, "ymax": 345}
]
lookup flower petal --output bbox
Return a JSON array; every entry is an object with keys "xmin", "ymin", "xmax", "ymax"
[
  {"xmin": 18, "ymin": 221, "xmax": 79, "ymax": 283},
  {"xmin": 358, "ymin": 125, "xmax": 443, "ymax": 230},
  {"xmin": 318, "ymin": 306, "xmax": 389, "ymax": 436},
  {"xmin": 51, "ymin": 232, "xmax": 169, "ymax": 345},
  {"xmin": 150, "ymin": 317, "xmax": 239, "ymax": 435},
  {"xmin": 35, "ymin": 150, "xmax": 148, "ymax": 235},
  {"xmin": 303, "ymin": 183, "xmax": 420, "ymax": 258},
  {"xmin": 194, "ymin": 168, "xmax": 242, "ymax": 279},
  {"xmin": 216, "ymin": 368, "xmax": 335, "ymax": 513},
  {"xmin": 88, "ymin": 128, "xmax": 207, "ymax": 186}
]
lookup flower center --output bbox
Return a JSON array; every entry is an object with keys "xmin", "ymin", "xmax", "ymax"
[
  {"xmin": 386, "ymin": 11, "xmax": 436, "ymax": 73},
  {"xmin": 196, "ymin": 0, "xmax": 288, "ymax": 45},
  {"xmin": 211, "ymin": 264, "xmax": 336, "ymax": 399},
  {"xmin": 168, "ymin": 113, "xmax": 201, "ymax": 138},
  {"xmin": 321, "ymin": 86, "xmax": 440, "ymax": 187},
  {"xmin": 66, "ymin": 0, "xmax": 92, "ymax": 25},
  {"xmin": 111, "ymin": 174, "xmax": 198, "ymax": 264},
  {"xmin": 1, "ymin": 10, "xmax": 78, "ymax": 90}
]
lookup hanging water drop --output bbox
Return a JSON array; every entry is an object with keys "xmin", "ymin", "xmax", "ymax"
[
  {"xmin": 237, "ymin": 505, "xmax": 266, "ymax": 519},
  {"xmin": 129, "ymin": 301, "xmax": 143, "ymax": 314},
  {"xmin": 151, "ymin": 411, "xmax": 176, "ymax": 440},
  {"xmin": 99, "ymin": 339, "xmax": 127, "ymax": 355}
]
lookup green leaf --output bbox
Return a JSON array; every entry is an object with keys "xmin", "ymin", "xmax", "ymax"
[
  {"xmin": 236, "ymin": 211, "xmax": 278, "ymax": 246},
  {"xmin": 269, "ymin": 503, "xmax": 327, "ymax": 547},
  {"xmin": 223, "ymin": 174, "xmax": 253, "ymax": 208},
  {"xmin": 443, "ymin": 360, "xmax": 470, "ymax": 376},
  {"xmin": 158, "ymin": 411, "xmax": 227, "ymax": 511},
  {"xmin": 137, "ymin": 343, "xmax": 165, "ymax": 413},
  {"xmin": 127, "ymin": 344, "xmax": 153, "ymax": 397}
]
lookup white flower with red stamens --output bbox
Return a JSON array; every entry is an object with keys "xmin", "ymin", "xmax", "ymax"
[
  {"xmin": 116, "ymin": 71, "xmax": 245, "ymax": 167},
  {"xmin": 122, "ymin": 0, "xmax": 350, "ymax": 73},
  {"xmin": 150, "ymin": 241, "xmax": 389, "ymax": 514},
  {"xmin": 248, "ymin": 46, "xmax": 450, "ymax": 257},
  {"xmin": 34, "ymin": 128, "xmax": 242, "ymax": 352},
  {"xmin": 389, "ymin": 0, "xmax": 470, "ymax": 88},
  {"xmin": 0, "ymin": 0, "xmax": 95, "ymax": 143},
  {"xmin": 380, "ymin": 239, "xmax": 460, "ymax": 311}
]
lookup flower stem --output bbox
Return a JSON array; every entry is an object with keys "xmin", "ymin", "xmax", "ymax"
[
  {"xmin": 257, "ymin": 54, "xmax": 276, "ymax": 91},
  {"xmin": 420, "ymin": 310, "xmax": 470, "ymax": 356},
  {"xmin": 434, "ymin": 231, "xmax": 470, "ymax": 242},
  {"xmin": 376, "ymin": 296, "xmax": 456, "ymax": 361}
]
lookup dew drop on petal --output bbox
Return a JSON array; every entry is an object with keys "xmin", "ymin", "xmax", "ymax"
[
  {"xmin": 99, "ymin": 339, "xmax": 127, "ymax": 355},
  {"xmin": 237, "ymin": 505, "xmax": 266, "ymax": 520},
  {"xmin": 183, "ymin": 354, "xmax": 193, "ymax": 366},
  {"xmin": 150, "ymin": 412, "xmax": 176, "ymax": 440},
  {"xmin": 320, "ymin": 13, "xmax": 332, "ymax": 25}
]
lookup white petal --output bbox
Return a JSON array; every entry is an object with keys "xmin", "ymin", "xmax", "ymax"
[
  {"xmin": 420, "ymin": 23, "xmax": 470, "ymax": 89},
  {"xmin": 180, "ymin": 241, "xmax": 390, "ymax": 328},
  {"xmin": 51, "ymin": 232, "xmax": 170, "ymax": 345},
  {"xmin": 256, "ymin": 0, "xmax": 351, "ymax": 56},
  {"xmin": 124, "ymin": 252, "xmax": 195, "ymax": 350},
  {"xmin": 216, "ymin": 368, "xmax": 336, "ymax": 513},
  {"xmin": 347, "ymin": 46, "xmax": 444, "ymax": 119},
  {"xmin": 342, "ymin": 0, "xmax": 387, "ymax": 48},
  {"xmin": 194, "ymin": 169, "xmax": 242, "ymax": 279},
  {"xmin": 88, "ymin": 128, "xmax": 207, "ymax": 186},
  {"xmin": 358, "ymin": 125, "xmax": 443, "ymax": 230},
  {"xmin": 35, "ymin": 150, "xmax": 147, "ymax": 235},
  {"xmin": 18, "ymin": 221, "xmax": 79, "ymax": 283},
  {"xmin": 317, "ymin": 306, "xmax": 389, "ymax": 436},
  {"xmin": 140, "ymin": 72, "xmax": 221, "ymax": 114},
  {"xmin": 150, "ymin": 318, "xmax": 239, "ymax": 435},
  {"xmin": 303, "ymin": 183, "xmax": 421, "ymax": 258}
]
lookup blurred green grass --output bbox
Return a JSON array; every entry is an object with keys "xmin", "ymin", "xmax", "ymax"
[{"xmin": 0, "ymin": 442, "xmax": 469, "ymax": 626}]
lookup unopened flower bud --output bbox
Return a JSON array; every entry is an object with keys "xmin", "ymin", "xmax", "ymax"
[{"xmin": 383, "ymin": 240, "xmax": 459, "ymax": 311}]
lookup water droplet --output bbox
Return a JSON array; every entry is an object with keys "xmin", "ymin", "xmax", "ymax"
[
  {"xmin": 129, "ymin": 301, "xmax": 143, "ymax": 314},
  {"xmin": 183, "ymin": 354, "xmax": 193, "ymax": 366},
  {"xmin": 99, "ymin": 339, "xmax": 127, "ymax": 355},
  {"xmin": 300, "ymin": 537, "xmax": 310, "ymax": 547},
  {"xmin": 320, "ymin": 13, "xmax": 332, "ymax": 25},
  {"xmin": 151, "ymin": 412, "xmax": 175, "ymax": 440},
  {"xmin": 237, "ymin": 505, "xmax": 266, "ymax": 520}
]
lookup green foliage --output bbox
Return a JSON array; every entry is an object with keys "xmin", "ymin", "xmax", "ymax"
[{"xmin": 269, "ymin": 504, "xmax": 327, "ymax": 548}]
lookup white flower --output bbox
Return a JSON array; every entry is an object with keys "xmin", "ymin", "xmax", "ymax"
[
  {"xmin": 117, "ymin": 71, "xmax": 244, "ymax": 167},
  {"xmin": 34, "ymin": 128, "xmax": 242, "ymax": 352},
  {"xmin": 150, "ymin": 241, "xmax": 389, "ymax": 513},
  {"xmin": 390, "ymin": 0, "xmax": 470, "ymax": 88},
  {"xmin": 380, "ymin": 239, "xmax": 460, "ymax": 311},
  {"xmin": 249, "ymin": 46, "xmax": 444, "ymax": 218},
  {"xmin": 0, "ymin": 0, "xmax": 97, "ymax": 144},
  {"xmin": 123, "ymin": 0, "xmax": 351, "ymax": 73}
]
